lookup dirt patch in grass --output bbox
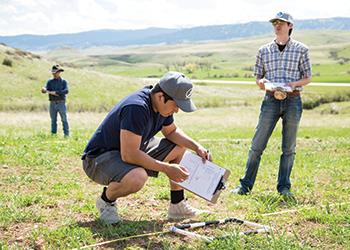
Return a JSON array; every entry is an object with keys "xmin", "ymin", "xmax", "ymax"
[{"xmin": 1, "ymin": 222, "xmax": 39, "ymax": 247}]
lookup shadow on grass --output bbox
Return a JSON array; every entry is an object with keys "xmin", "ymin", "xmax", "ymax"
[{"xmin": 77, "ymin": 218, "xmax": 170, "ymax": 249}]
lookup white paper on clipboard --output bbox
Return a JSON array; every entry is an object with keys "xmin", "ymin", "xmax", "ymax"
[
  {"xmin": 264, "ymin": 82, "xmax": 293, "ymax": 92},
  {"xmin": 175, "ymin": 151, "xmax": 229, "ymax": 202}
]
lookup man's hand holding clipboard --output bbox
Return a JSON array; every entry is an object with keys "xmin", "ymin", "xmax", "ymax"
[
  {"xmin": 164, "ymin": 163, "xmax": 190, "ymax": 183},
  {"xmin": 174, "ymin": 151, "xmax": 230, "ymax": 203}
]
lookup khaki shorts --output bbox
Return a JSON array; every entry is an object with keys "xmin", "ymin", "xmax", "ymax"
[{"xmin": 82, "ymin": 137, "xmax": 176, "ymax": 185}]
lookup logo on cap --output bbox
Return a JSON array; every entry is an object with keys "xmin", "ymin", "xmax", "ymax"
[
  {"xmin": 277, "ymin": 12, "xmax": 284, "ymax": 17},
  {"xmin": 185, "ymin": 88, "xmax": 193, "ymax": 99}
]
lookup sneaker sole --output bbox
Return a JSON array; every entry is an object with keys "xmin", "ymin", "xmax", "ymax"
[
  {"xmin": 168, "ymin": 214, "xmax": 195, "ymax": 220},
  {"xmin": 168, "ymin": 210, "xmax": 211, "ymax": 220}
]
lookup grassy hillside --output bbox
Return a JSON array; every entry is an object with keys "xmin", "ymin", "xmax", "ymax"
[
  {"xmin": 44, "ymin": 30, "xmax": 350, "ymax": 83},
  {"xmin": 2, "ymin": 42, "xmax": 350, "ymax": 113},
  {"xmin": 0, "ymin": 44, "xmax": 144, "ymax": 112}
]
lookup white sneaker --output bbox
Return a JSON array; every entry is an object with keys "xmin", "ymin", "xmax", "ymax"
[
  {"xmin": 96, "ymin": 196, "xmax": 120, "ymax": 224},
  {"xmin": 168, "ymin": 199, "xmax": 210, "ymax": 220}
]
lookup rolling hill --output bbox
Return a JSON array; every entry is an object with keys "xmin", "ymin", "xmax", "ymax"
[
  {"xmin": 0, "ymin": 44, "xmax": 144, "ymax": 112},
  {"xmin": 43, "ymin": 30, "xmax": 350, "ymax": 83},
  {"xmin": 0, "ymin": 17, "xmax": 350, "ymax": 51}
]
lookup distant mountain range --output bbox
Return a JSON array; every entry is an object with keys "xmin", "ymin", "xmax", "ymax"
[{"xmin": 1, "ymin": 17, "xmax": 350, "ymax": 51}]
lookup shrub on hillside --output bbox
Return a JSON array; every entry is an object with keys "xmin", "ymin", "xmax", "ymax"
[
  {"xmin": 2, "ymin": 58, "xmax": 13, "ymax": 67},
  {"xmin": 5, "ymin": 50, "xmax": 14, "ymax": 55},
  {"xmin": 14, "ymin": 49, "xmax": 30, "ymax": 57},
  {"xmin": 184, "ymin": 63, "xmax": 197, "ymax": 73},
  {"xmin": 242, "ymin": 66, "xmax": 254, "ymax": 71},
  {"xmin": 12, "ymin": 48, "xmax": 41, "ymax": 59},
  {"xmin": 303, "ymin": 91, "xmax": 350, "ymax": 109}
]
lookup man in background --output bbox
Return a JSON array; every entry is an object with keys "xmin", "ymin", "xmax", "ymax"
[{"xmin": 41, "ymin": 64, "xmax": 70, "ymax": 137}]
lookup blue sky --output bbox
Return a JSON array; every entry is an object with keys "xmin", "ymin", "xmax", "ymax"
[{"xmin": 1, "ymin": 0, "xmax": 349, "ymax": 36}]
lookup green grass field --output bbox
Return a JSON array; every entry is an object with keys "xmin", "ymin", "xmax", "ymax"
[
  {"xmin": 1, "ymin": 85, "xmax": 350, "ymax": 249},
  {"xmin": 0, "ymin": 32, "xmax": 350, "ymax": 249}
]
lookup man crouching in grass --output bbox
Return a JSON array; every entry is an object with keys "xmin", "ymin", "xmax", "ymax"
[{"xmin": 82, "ymin": 72, "xmax": 212, "ymax": 224}]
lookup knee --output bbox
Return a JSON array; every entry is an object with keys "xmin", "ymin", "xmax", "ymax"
[
  {"xmin": 282, "ymin": 149, "xmax": 295, "ymax": 156},
  {"xmin": 250, "ymin": 146, "xmax": 263, "ymax": 156},
  {"xmin": 127, "ymin": 168, "xmax": 148, "ymax": 193},
  {"xmin": 61, "ymin": 115, "xmax": 67, "ymax": 122},
  {"xmin": 174, "ymin": 145, "xmax": 186, "ymax": 159}
]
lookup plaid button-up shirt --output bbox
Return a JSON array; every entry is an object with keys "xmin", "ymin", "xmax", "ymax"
[{"xmin": 254, "ymin": 38, "xmax": 312, "ymax": 91}]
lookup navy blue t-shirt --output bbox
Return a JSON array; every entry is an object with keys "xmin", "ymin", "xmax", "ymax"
[
  {"xmin": 83, "ymin": 86, "xmax": 174, "ymax": 157},
  {"xmin": 45, "ymin": 77, "xmax": 69, "ymax": 101}
]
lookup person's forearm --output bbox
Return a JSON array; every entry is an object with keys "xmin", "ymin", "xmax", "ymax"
[
  {"xmin": 121, "ymin": 149, "xmax": 169, "ymax": 173},
  {"xmin": 47, "ymin": 91, "xmax": 59, "ymax": 96},
  {"xmin": 57, "ymin": 88, "xmax": 68, "ymax": 95},
  {"xmin": 165, "ymin": 127, "xmax": 200, "ymax": 152},
  {"xmin": 290, "ymin": 77, "xmax": 312, "ymax": 88}
]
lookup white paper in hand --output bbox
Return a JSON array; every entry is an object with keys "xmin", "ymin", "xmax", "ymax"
[
  {"xmin": 176, "ymin": 151, "xmax": 227, "ymax": 202},
  {"xmin": 264, "ymin": 82, "xmax": 293, "ymax": 92}
]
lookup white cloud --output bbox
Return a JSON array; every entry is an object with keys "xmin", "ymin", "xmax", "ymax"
[{"xmin": 0, "ymin": 0, "xmax": 349, "ymax": 35}]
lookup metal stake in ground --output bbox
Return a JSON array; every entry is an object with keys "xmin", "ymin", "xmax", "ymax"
[
  {"xmin": 175, "ymin": 217, "xmax": 271, "ymax": 231},
  {"xmin": 170, "ymin": 216, "xmax": 271, "ymax": 242}
]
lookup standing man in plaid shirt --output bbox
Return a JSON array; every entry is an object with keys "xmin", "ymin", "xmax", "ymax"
[{"xmin": 232, "ymin": 12, "xmax": 312, "ymax": 197}]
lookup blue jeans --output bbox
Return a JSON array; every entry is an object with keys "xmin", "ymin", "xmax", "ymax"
[
  {"xmin": 49, "ymin": 101, "xmax": 69, "ymax": 136},
  {"xmin": 240, "ymin": 94, "xmax": 302, "ymax": 193}
]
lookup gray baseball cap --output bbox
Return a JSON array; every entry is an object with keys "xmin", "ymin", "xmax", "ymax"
[
  {"xmin": 159, "ymin": 72, "xmax": 196, "ymax": 112},
  {"xmin": 269, "ymin": 12, "xmax": 294, "ymax": 24}
]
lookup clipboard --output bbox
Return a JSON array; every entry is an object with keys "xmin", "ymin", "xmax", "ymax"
[
  {"xmin": 264, "ymin": 82, "xmax": 293, "ymax": 92},
  {"xmin": 175, "ymin": 151, "xmax": 230, "ymax": 203}
]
